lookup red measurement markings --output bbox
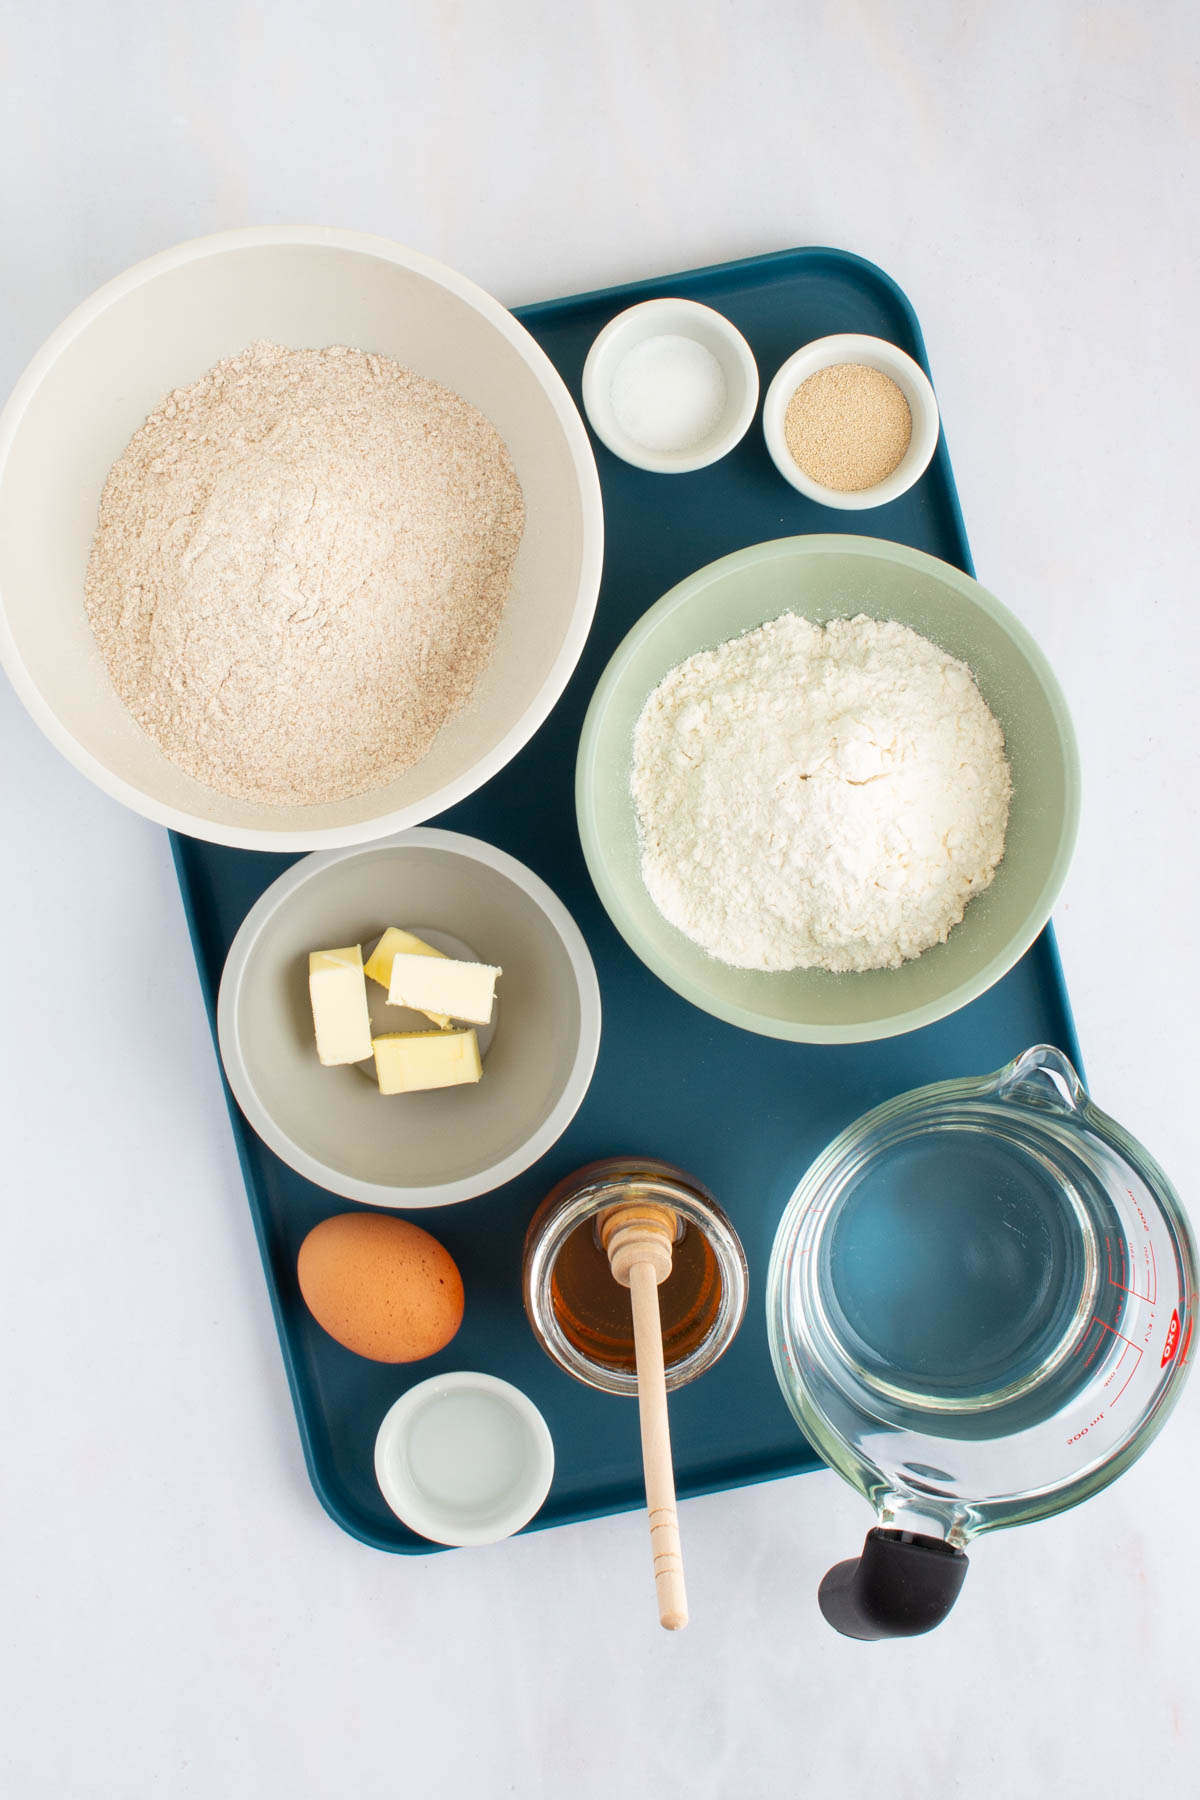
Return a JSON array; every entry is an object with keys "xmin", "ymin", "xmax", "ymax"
[
  {"xmin": 795, "ymin": 1199, "xmax": 833, "ymax": 1258},
  {"xmin": 1071, "ymin": 1314, "xmax": 1143, "ymax": 1408},
  {"xmin": 1105, "ymin": 1230, "xmax": 1157, "ymax": 1306}
]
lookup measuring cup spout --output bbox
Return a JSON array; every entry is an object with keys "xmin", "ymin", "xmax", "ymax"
[
  {"xmin": 818, "ymin": 1529, "xmax": 969, "ymax": 1640},
  {"xmin": 994, "ymin": 1043, "xmax": 1086, "ymax": 1112}
]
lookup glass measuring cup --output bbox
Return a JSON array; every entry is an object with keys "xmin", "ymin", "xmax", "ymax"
[{"xmin": 768, "ymin": 1045, "xmax": 1196, "ymax": 1638}]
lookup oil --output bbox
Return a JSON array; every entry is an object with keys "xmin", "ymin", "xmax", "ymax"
[{"xmin": 550, "ymin": 1207, "xmax": 722, "ymax": 1374}]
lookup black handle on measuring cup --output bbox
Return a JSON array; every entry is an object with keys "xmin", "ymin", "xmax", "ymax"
[{"xmin": 818, "ymin": 1528, "xmax": 969, "ymax": 1639}]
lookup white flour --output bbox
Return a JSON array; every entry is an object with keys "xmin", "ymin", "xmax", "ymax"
[
  {"xmin": 630, "ymin": 613, "xmax": 1011, "ymax": 972},
  {"xmin": 85, "ymin": 341, "xmax": 524, "ymax": 806}
]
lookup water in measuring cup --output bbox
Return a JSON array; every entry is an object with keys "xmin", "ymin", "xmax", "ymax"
[{"xmin": 821, "ymin": 1122, "xmax": 1127, "ymax": 1435}]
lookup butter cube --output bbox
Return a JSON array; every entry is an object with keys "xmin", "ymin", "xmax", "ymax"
[
  {"xmin": 387, "ymin": 953, "xmax": 501, "ymax": 1026},
  {"xmin": 309, "ymin": 946, "xmax": 373, "ymax": 1066},
  {"xmin": 364, "ymin": 927, "xmax": 450, "ymax": 1028},
  {"xmin": 372, "ymin": 1029, "xmax": 483, "ymax": 1095}
]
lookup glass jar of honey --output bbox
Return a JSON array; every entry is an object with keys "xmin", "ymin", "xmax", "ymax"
[{"xmin": 522, "ymin": 1157, "xmax": 748, "ymax": 1395}]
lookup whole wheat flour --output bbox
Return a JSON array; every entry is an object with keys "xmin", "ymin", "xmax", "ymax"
[
  {"xmin": 630, "ymin": 613, "xmax": 1011, "ymax": 973},
  {"xmin": 85, "ymin": 341, "xmax": 525, "ymax": 805}
]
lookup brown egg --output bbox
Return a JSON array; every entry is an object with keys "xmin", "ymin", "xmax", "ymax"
[{"xmin": 297, "ymin": 1212, "xmax": 464, "ymax": 1362}]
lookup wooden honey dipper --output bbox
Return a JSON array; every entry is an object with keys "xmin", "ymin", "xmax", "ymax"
[{"xmin": 598, "ymin": 1198, "xmax": 688, "ymax": 1631}]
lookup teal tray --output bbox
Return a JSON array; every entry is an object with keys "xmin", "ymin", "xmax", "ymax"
[{"xmin": 172, "ymin": 247, "xmax": 1082, "ymax": 1552}]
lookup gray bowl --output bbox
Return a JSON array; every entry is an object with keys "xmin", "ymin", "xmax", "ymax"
[{"xmin": 217, "ymin": 830, "xmax": 602, "ymax": 1207}]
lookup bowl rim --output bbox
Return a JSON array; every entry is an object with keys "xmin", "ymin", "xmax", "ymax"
[
  {"xmin": 215, "ymin": 827, "xmax": 603, "ymax": 1206},
  {"xmin": 373, "ymin": 1371, "xmax": 555, "ymax": 1546},
  {"xmin": 575, "ymin": 534, "xmax": 1082, "ymax": 1044},
  {"xmin": 0, "ymin": 225, "xmax": 604, "ymax": 851}
]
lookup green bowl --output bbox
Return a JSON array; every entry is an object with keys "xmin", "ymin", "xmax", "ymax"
[{"xmin": 576, "ymin": 535, "xmax": 1080, "ymax": 1044}]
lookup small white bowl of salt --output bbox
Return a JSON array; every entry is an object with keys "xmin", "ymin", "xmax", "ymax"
[{"xmin": 582, "ymin": 297, "xmax": 759, "ymax": 474}]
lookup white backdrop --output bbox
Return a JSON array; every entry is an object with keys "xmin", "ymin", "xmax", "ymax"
[{"xmin": 2, "ymin": 3, "xmax": 1198, "ymax": 1794}]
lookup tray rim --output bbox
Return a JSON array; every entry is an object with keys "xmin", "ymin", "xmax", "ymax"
[{"xmin": 170, "ymin": 242, "xmax": 1085, "ymax": 1554}]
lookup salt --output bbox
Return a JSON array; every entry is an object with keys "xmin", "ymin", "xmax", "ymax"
[{"xmin": 609, "ymin": 334, "xmax": 727, "ymax": 452}]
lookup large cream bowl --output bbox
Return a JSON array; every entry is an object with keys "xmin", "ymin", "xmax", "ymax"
[{"xmin": 0, "ymin": 227, "xmax": 603, "ymax": 849}]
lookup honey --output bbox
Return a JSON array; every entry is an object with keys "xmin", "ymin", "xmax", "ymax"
[
  {"xmin": 522, "ymin": 1157, "xmax": 748, "ymax": 1397},
  {"xmin": 551, "ymin": 1210, "xmax": 721, "ymax": 1374}
]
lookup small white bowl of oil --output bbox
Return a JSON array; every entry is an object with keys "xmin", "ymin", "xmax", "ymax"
[{"xmin": 374, "ymin": 1372, "xmax": 555, "ymax": 1546}]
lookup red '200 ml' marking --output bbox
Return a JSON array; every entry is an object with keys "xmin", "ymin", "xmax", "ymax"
[{"xmin": 1161, "ymin": 1309, "xmax": 1181, "ymax": 1369}]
